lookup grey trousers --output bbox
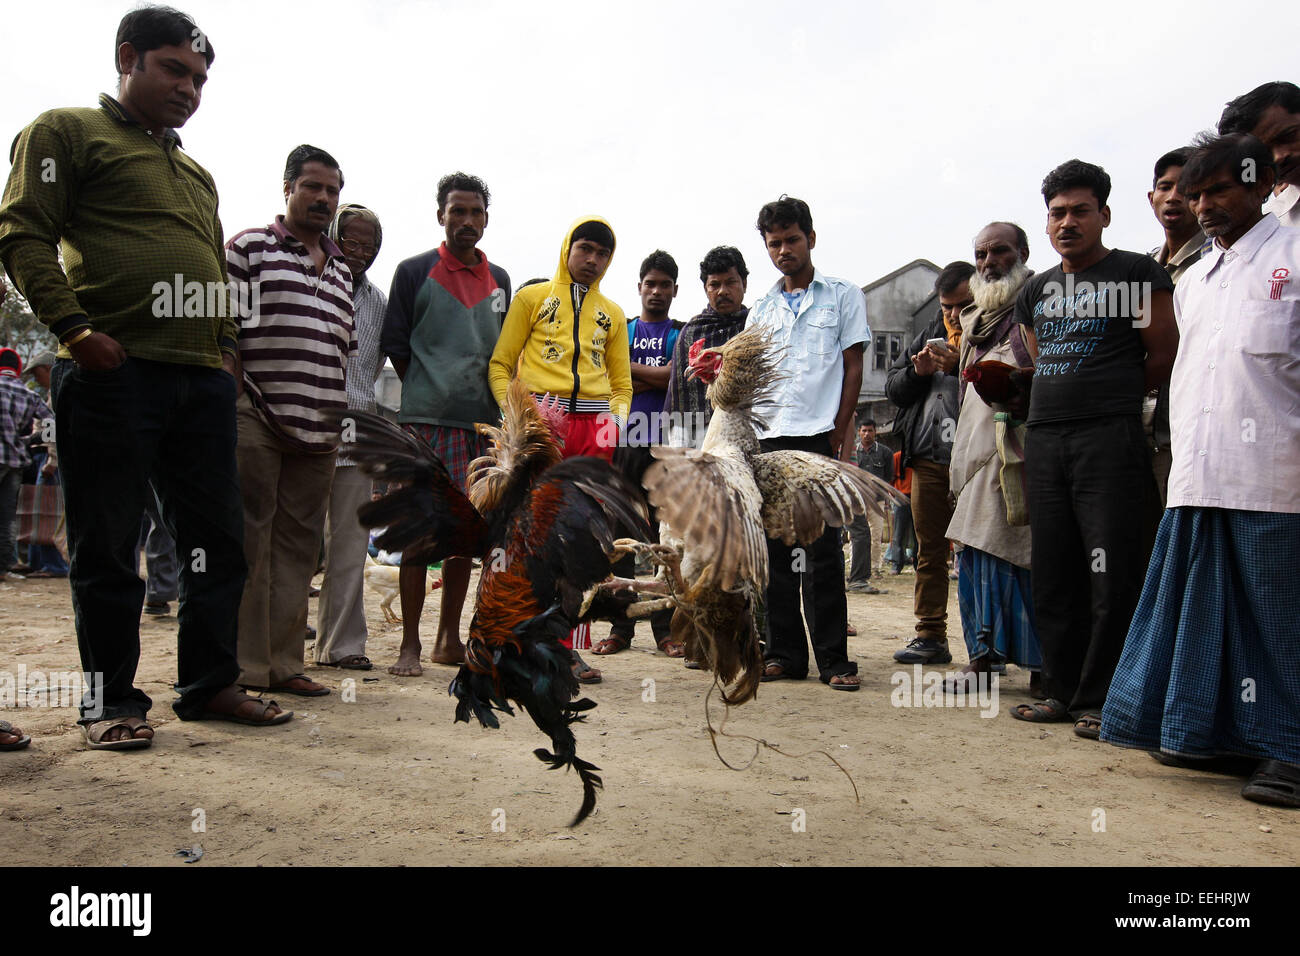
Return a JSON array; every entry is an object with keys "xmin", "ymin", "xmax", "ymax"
[
  {"xmin": 136, "ymin": 484, "xmax": 179, "ymax": 603},
  {"xmin": 316, "ymin": 464, "xmax": 370, "ymax": 663}
]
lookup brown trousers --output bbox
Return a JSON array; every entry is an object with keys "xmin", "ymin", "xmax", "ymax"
[
  {"xmin": 235, "ymin": 394, "xmax": 334, "ymax": 687},
  {"xmin": 910, "ymin": 458, "xmax": 954, "ymax": 640}
]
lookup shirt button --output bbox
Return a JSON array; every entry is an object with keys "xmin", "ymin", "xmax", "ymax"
[
  {"xmin": 1220, "ymin": 281, "xmax": 1229, "ymax": 288},
  {"xmin": 1209, "ymin": 362, "xmax": 1216, "ymax": 369},
  {"xmin": 1203, "ymin": 406, "xmax": 1211, "ymax": 413},
  {"xmin": 1214, "ymin": 323, "xmax": 1222, "ymax": 331},
  {"xmin": 1199, "ymin": 449, "xmax": 1207, "ymax": 456}
]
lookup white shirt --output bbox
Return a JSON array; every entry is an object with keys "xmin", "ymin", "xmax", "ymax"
[
  {"xmin": 745, "ymin": 269, "xmax": 870, "ymax": 439},
  {"xmin": 1264, "ymin": 183, "xmax": 1300, "ymax": 227},
  {"xmin": 1168, "ymin": 215, "xmax": 1300, "ymax": 513}
]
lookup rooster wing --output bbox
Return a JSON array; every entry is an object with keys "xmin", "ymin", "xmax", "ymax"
[{"xmin": 752, "ymin": 451, "xmax": 907, "ymax": 547}]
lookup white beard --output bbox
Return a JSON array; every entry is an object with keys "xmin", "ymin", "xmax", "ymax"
[{"xmin": 970, "ymin": 260, "xmax": 1031, "ymax": 312}]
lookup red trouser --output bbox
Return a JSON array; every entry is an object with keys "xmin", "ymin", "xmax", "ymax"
[{"xmin": 556, "ymin": 411, "xmax": 615, "ymax": 648}]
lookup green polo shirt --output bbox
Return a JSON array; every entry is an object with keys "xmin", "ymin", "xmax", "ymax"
[{"xmin": 0, "ymin": 94, "xmax": 235, "ymax": 367}]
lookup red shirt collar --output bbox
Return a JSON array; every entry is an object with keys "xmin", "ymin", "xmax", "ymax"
[{"xmin": 439, "ymin": 242, "xmax": 490, "ymax": 276}]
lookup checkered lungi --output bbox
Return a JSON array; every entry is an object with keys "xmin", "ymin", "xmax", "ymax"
[
  {"xmin": 1101, "ymin": 508, "xmax": 1300, "ymax": 764},
  {"xmin": 403, "ymin": 423, "xmax": 488, "ymax": 493}
]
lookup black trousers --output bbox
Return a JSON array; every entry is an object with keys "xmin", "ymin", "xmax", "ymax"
[
  {"xmin": 51, "ymin": 357, "xmax": 247, "ymax": 722},
  {"xmin": 609, "ymin": 443, "xmax": 671, "ymax": 643},
  {"xmin": 760, "ymin": 433, "xmax": 855, "ymax": 681},
  {"xmin": 1025, "ymin": 416, "xmax": 1152, "ymax": 718}
]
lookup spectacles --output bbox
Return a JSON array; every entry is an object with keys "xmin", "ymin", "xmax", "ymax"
[{"xmin": 340, "ymin": 239, "xmax": 377, "ymax": 255}]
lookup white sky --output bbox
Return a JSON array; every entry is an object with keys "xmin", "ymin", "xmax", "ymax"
[{"xmin": 0, "ymin": 0, "xmax": 1287, "ymax": 317}]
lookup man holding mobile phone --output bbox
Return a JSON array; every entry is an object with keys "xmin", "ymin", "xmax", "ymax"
[{"xmin": 885, "ymin": 262, "xmax": 973, "ymax": 664}]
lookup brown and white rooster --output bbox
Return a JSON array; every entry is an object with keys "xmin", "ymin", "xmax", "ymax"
[{"xmin": 621, "ymin": 327, "xmax": 907, "ymax": 704}]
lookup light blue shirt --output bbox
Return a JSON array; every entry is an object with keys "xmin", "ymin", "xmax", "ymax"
[{"xmin": 746, "ymin": 269, "xmax": 870, "ymax": 439}]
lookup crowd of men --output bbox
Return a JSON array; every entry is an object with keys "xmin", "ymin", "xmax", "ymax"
[{"xmin": 0, "ymin": 7, "xmax": 1294, "ymax": 809}]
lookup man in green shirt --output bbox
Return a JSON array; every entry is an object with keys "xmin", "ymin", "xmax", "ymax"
[{"xmin": 0, "ymin": 6, "xmax": 292, "ymax": 747}]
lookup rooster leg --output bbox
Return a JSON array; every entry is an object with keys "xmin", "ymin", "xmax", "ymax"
[
  {"xmin": 611, "ymin": 539, "xmax": 687, "ymax": 596},
  {"xmin": 627, "ymin": 597, "xmax": 676, "ymax": 617}
]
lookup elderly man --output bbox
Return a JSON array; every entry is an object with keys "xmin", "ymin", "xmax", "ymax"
[
  {"xmin": 0, "ymin": 6, "xmax": 288, "ymax": 743},
  {"xmin": 1218, "ymin": 81, "xmax": 1300, "ymax": 227},
  {"xmin": 315, "ymin": 203, "xmax": 386, "ymax": 670},
  {"xmin": 227, "ymin": 144, "xmax": 355, "ymax": 699},
  {"xmin": 945, "ymin": 223, "xmax": 1041, "ymax": 694},
  {"xmin": 1102, "ymin": 133, "xmax": 1300, "ymax": 808},
  {"xmin": 886, "ymin": 261, "xmax": 973, "ymax": 664}
]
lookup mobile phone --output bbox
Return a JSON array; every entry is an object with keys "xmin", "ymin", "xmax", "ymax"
[{"xmin": 925, "ymin": 337, "xmax": 954, "ymax": 353}]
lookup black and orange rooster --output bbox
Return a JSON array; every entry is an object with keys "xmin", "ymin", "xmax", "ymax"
[
  {"xmin": 334, "ymin": 382, "xmax": 649, "ymax": 826},
  {"xmin": 961, "ymin": 360, "xmax": 1034, "ymax": 421}
]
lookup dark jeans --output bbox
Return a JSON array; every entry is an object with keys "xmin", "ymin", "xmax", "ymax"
[
  {"xmin": 609, "ymin": 443, "xmax": 671, "ymax": 644},
  {"xmin": 761, "ymin": 432, "xmax": 855, "ymax": 682},
  {"xmin": 51, "ymin": 357, "xmax": 246, "ymax": 723},
  {"xmin": 0, "ymin": 464, "xmax": 19, "ymax": 570},
  {"xmin": 1026, "ymin": 416, "xmax": 1152, "ymax": 718}
]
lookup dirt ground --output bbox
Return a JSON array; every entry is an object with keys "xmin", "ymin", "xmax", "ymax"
[{"xmin": 1, "ymin": 561, "xmax": 1295, "ymax": 867}]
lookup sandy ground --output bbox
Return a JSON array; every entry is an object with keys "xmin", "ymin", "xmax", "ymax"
[{"xmin": 0, "ymin": 560, "xmax": 1295, "ymax": 867}]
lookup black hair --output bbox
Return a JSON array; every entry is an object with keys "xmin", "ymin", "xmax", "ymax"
[
  {"xmin": 1153, "ymin": 147, "xmax": 1195, "ymax": 188},
  {"xmin": 935, "ymin": 261, "xmax": 976, "ymax": 296},
  {"xmin": 756, "ymin": 195, "xmax": 813, "ymax": 238},
  {"xmin": 859, "ymin": 419, "xmax": 876, "ymax": 429},
  {"xmin": 570, "ymin": 220, "xmax": 614, "ymax": 252},
  {"xmin": 518, "ymin": 277, "xmax": 549, "ymax": 291},
  {"xmin": 116, "ymin": 5, "xmax": 214, "ymax": 70},
  {"xmin": 436, "ymin": 172, "xmax": 490, "ymax": 212},
  {"xmin": 1219, "ymin": 81, "xmax": 1300, "ymax": 135},
  {"xmin": 1041, "ymin": 158, "xmax": 1111, "ymax": 208},
  {"xmin": 639, "ymin": 250, "xmax": 678, "ymax": 282},
  {"xmin": 699, "ymin": 245, "xmax": 748, "ymax": 284},
  {"xmin": 1179, "ymin": 131, "xmax": 1275, "ymax": 193},
  {"xmin": 284, "ymin": 144, "xmax": 343, "ymax": 188}
]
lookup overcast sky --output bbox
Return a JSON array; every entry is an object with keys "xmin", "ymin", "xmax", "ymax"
[{"xmin": 0, "ymin": 0, "xmax": 1285, "ymax": 318}]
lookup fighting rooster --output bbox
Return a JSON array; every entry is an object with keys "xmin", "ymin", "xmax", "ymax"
[
  {"xmin": 335, "ymin": 382, "xmax": 649, "ymax": 826},
  {"xmin": 621, "ymin": 327, "xmax": 907, "ymax": 704},
  {"xmin": 961, "ymin": 360, "xmax": 1034, "ymax": 420}
]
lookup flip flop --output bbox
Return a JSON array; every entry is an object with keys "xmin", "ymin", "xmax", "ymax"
[
  {"xmin": 591, "ymin": 636, "xmax": 630, "ymax": 656},
  {"xmin": 761, "ymin": 663, "xmax": 797, "ymax": 682},
  {"xmin": 1009, "ymin": 698, "xmax": 1069, "ymax": 723},
  {"xmin": 1073, "ymin": 714, "xmax": 1102, "ymax": 740},
  {"xmin": 83, "ymin": 716, "xmax": 152, "ymax": 750},
  {"xmin": 1241, "ymin": 760, "xmax": 1300, "ymax": 808},
  {"xmin": 266, "ymin": 675, "xmax": 330, "ymax": 697},
  {"xmin": 828, "ymin": 674, "xmax": 860, "ymax": 692},
  {"xmin": 317, "ymin": 655, "xmax": 373, "ymax": 670},
  {"xmin": 0, "ymin": 720, "xmax": 31, "ymax": 751},
  {"xmin": 571, "ymin": 654, "xmax": 602, "ymax": 684},
  {"xmin": 656, "ymin": 639, "xmax": 685, "ymax": 659},
  {"xmin": 201, "ymin": 690, "xmax": 293, "ymax": 726}
]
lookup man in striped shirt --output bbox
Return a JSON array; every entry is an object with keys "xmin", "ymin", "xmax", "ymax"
[{"xmin": 227, "ymin": 144, "xmax": 356, "ymax": 698}]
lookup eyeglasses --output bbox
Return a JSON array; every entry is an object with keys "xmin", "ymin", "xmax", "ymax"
[{"xmin": 340, "ymin": 238, "xmax": 377, "ymax": 255}]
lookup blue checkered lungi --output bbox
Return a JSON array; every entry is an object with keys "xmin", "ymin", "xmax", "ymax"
[
  {"xmin": 956, "ymin": 547, "xmax": 1041, "ymax": 669},
  {"xmin": 1101, "ymin": 507, "xmax": 1300, "ymax": 763}
]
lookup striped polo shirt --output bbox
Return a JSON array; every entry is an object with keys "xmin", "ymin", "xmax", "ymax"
[{"xmin": 227, "ymin": 216, "xmax": 356, "ymax": 452}]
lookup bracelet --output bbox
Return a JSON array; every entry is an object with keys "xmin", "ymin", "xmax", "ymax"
[{"xmin": 61, "ymin": 327, "xmax": 93, "ymax": 347}]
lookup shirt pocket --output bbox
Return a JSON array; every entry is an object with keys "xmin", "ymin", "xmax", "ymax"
[
  {"xmin": 805, "ymin": 308, "xmax": 840, "ymax": 355},
  {"xmin": 1236, "ymin": 299, "xmax": 1296, "ymax": 358}
]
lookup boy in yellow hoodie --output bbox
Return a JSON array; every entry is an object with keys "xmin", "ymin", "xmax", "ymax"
[
  {"xmin": 489, "ymin": 217, "xmax": 631, "ymax": 458},
  {"xmin": 488, "ymin": 218, "xmax": 630, "ymax": 680}
]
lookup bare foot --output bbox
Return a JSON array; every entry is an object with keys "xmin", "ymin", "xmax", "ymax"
[
  {"xmin": 430, "ymin": 632, "xmax": 465, "ymax": 666},
  {"xmin": 388, "ymin": 650, "xmax": 424, "ymax": 676}
]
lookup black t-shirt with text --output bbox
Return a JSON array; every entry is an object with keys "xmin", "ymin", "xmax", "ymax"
[{"xmin": 1013, "ymin": 249, "xmax": 1172, "ymax": 425}]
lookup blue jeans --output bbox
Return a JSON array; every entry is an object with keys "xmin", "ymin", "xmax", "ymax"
[
  {"xmin": 51, "ymin": 357, "xmax": 247, "ymax": 722},
  {"xmin": 27, "ymin": 451, "xmax": 69, "ymax": 575}
]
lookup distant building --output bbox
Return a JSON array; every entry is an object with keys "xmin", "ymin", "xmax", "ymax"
[
  {"xmin": 857, "ymin": 259, "xmax": 941, "ymax": 439},
  {"xmin": 375, "ymin": 364, "xmax": 401, "ymax": 421}
]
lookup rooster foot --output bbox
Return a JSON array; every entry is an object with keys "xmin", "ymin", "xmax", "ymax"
[{"xmin": 627, "ymin": 598, "xmax": 676, "ymax": 617}]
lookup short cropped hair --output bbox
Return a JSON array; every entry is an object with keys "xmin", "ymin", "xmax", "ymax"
[
  {"xmin": 1153, "ymin": 147, "xmax": 1194, "ymax": 188},
  {"xmin": 436, "ymin": 172, "xmax": 490, "ymax": 212},
  {"xmin": 639, "ymin": 250, "xmax": 678, "ymax": 282},
  {"xmin": 116, "ymin": 5, "xmax": 214, "ymax": 71},
  {"xmin": 1179, "ymin": 132, "xmax": 1274, "ymax": 192},
  {"xmin": 935, "ymin": 261, "xmax": 976, "ymax": 296},
  {"xmin": 1041, "ymin": 159, "xmax": 1111, "ymax": 208},
  {"xmin": 756, "ymin": 195, "xmax": 813, "ymax": 238},
  {"xmin": 1219, "ymin": 81, "xmax": 1300, "ymax": 135},
  {"xmin": 699, "ymin": 245, "xmax": 748, "ymax": 284},
  {"xmin": 284, "ymin": 144, "xmax": 343, "ymax": 188}
]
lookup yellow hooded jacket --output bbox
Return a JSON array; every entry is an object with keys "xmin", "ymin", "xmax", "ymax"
[{"xmin": 488, "ymin": 217, "xmax": 631, "ymax": 422}]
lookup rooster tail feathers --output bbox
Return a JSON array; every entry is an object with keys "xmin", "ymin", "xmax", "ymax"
[
  {"xmin": 532, "ymin": 746, "xmax": 604, "ymax": 828},
  {"xmin": 469, "ymin": 378, "xmax": 563, "ymax": 514}
]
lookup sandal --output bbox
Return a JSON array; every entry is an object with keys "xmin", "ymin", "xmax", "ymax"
[
  {"xmin": 572, "ymin": 653, "xmax": 602, "ymax": 684},
  {"xmin": 1009, "ymin": 698, "xmax": 1070, "ymax": 722},
  {"xmin": 656, "ymin": 639, "xmax": 685, "ymax": 658},
  {"xmin": 266, "ymin": 675, "xmax": 330, "ymax": 697},
  {"xmin": 200, "ymin": 687, "xmax": 293, "ymax": 726},
  {"xmin": 1241, "ymin": 760, "xmax": 1300, "ymax": 808},
  {"xmin": 828, "ymin": 673, "xmax": 860, "ymax": 692},
  {"xmin": 1073, "ymin": 714, "xmax": 1102, "ymax": 740},
  {"xmin": 0, "ymin": 720, "xmax": 32, "ymax": 751},
  {"xmin": 761, "ymin": 662, "xmax": 798, "ymax": 682},
  {"xmin": 317, "ymin": 655, "xmax": 373, "ymax": 670},
  {"xmin": 592, "ymin": 635, "xmax": 630, "ymax": 656},
  {"xmin": 83, "ymin": 716, "xmax": 153, "ymax": 750}
]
